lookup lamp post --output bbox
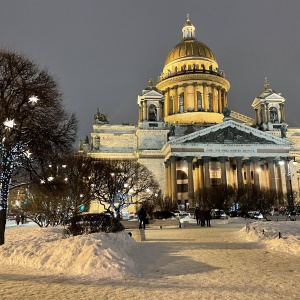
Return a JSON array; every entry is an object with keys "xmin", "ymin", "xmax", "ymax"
[{"xmin": 279, "ymin": 157, "xmax": 297, "ymax": 213}]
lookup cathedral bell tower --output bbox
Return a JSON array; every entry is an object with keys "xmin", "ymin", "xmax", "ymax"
[
  {"xmin": 137, "ymin": 78, "xmax": 165, "ymax": 129},
  {"xmin": 252, "ymin": 78, "xmax": 286, "ymax": 131}
]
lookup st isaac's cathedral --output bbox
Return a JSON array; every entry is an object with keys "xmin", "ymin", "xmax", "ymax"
[{"xmin": 80, "ymin": 16, "xmax": 300, "ymax": 210}]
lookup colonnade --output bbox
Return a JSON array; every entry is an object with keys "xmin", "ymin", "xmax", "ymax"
[
  {"xmin": 138, "ymin": 101, "xmax": 164, "ymax": 122},
  {"xmin": 254, "ymin": 103, "xmax": 285, "ymax": 126},
  {"xmin": 163, "ymin": 83, "xmax": 228, "ymax": 117},
  {"xmin": 164, "ymin": 156, "xmax": 289, "ymax": 203}
]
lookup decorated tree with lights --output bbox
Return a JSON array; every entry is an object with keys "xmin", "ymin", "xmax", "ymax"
[
  {"xmin": 0, "ymin": 49, "xmax": 77, "ymax": 245},
  {"xmin": 21, "ymin": 155, "xmax": 98, "ymax": 227},
  {"xmin": 91, "ymin": 160, "xmax": 159, "ymax": 218}
]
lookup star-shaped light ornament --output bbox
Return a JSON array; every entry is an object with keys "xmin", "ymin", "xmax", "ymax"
[
  {"xmin": 3, "ymin": 119, "xmax": 16, "ymax": 129},
  {"xmin": 24, "ymin": 150, "xmax": 32, "ymax": 158},
  {"xmin": 28, "ymin": 95, "xmax": 39, "ymax": 105}
]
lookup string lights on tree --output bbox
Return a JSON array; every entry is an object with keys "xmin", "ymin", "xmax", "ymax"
[{"xmin": 0, "ymin": 49, "xmax": 78, "ymax": 245}]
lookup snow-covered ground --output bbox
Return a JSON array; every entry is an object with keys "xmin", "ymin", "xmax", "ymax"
[
  {"xmin": 1, "ymin": 218, "xmax": 300, "ymax": 299},
  {"xmin": 2, "ymin": 217, "xmax": 300, "ymax": 278}
]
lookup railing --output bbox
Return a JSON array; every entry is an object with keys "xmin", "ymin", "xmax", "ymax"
[{"xmin": 230, "ymin": 110, "xmax": 255, "ymax": 125}]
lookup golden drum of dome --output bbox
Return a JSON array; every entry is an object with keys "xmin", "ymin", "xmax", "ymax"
[{"xmin": 164, "ymin": 39, "xmax": 216, "ymax": 66}]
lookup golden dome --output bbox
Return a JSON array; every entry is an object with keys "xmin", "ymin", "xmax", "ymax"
[{"xmin": 164, "ymin": 38, "xmax": 216, "ymax": 66}]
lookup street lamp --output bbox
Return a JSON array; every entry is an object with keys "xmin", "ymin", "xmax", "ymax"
[{"xmin": 279, "ymin": 157, "xmax": 297, "ymax": 213}]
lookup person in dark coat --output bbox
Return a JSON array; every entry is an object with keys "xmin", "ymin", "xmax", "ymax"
[
  {"xmin": 194, "ymin": 207, "xmax": 200, "ymax": 225},
  {"xmin": 138, "ymin": 206, "xmax": 147, "ymax": 230},
  {"xmin": 16, "ymin": 214, "xmax": 20, "ymax": 226},
  {"xmin": 200, "ymin": 208, "xmax": 206, "ymax": 227},
  {"xmin": 205, "ymin": 209, "xmax": 212, "ymax": 227}
]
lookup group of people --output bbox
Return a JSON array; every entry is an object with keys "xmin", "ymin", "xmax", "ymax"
[
  {"xmin": 15, "ymin": 213, "xmax": 25, "ymax": 225},
  {"xmin": 194, "ymin": 207, "xmax": 212, "ymax": 227}
]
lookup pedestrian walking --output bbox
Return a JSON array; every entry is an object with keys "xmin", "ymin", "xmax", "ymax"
[
  {"xmin": 200, "ymin": 208, "xmax": 206, "ymax": 227},
  {"xmin": 194, "ymin": 207, "xmax": 200, "ymax": 225},
  {"xmin": 138, "ymin": 206, "xmax": 147, "ymax": 230},
  {"xmin": 205, "ymin": 209, "xmax": 212, "ymax": 227},
  {"xmin": 16, "ymin": 214, "xmax": 20, "ymax": 226}
]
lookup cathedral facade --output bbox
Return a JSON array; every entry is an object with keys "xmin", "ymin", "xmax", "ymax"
[{"xmin": 80, "ymin": 16, "xmax": 300, "ymax": 210}]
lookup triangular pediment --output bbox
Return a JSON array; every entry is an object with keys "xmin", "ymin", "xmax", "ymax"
[
  {"xmin": 169, "ymin": 120, "xmax": 291, "ymax": 146},
  {"xmin": 143, "ymin": 90, "xmax": 163, "ymax": 97}
]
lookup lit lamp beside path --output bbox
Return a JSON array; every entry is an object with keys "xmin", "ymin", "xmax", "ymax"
[{"xmin": 279, "ymin": 157, "xmax": 297, "ymax": 213}]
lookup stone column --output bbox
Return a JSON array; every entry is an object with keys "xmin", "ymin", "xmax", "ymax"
[
  {"xmin": 198, "ymin": 159, "xmax": 204, "ymax": 189},
  {"xmin": 219, "ymin": 157, "xmax": 227, "ymax": 185},
  {"xmin": 202, "ymin": 156, "xmax": 211, "ymax": 187},
  {"xmin": 266, "ymin": 103, "xmax": 270, "ymax": 123},
  {"xmin": 193, "ymin": 161, "xmax": 199, "ymax": 192},
  {"xmin": 235, "ymin": 157, "xmax": 244, "ymax": 188},
  {"xmin": 276, "ymin": 163, "xmax": 283, "ymax": 195},
  {"xmin": 266, "ymin": 157, "xmax": 276, "ymax": 191},
  {"xmin": 174, "ymin": 85, "xmax": 179, "ymax": 113},
  {"xmin": 170, "ymin": 156, "xmax": 178, "ymax": 203},
  {"xmin": 164, "ymin": 160, "xmax": 170, "ymax": 198},
  {"xmin": 284, "ymin": 160, "xmax": 292, "ymax": 196},
  {"xmin": 203, "ymin": 83, "xmax": 207, "ymax": 111},
  {"xmin": 260, "ymin": 104, "xmax": 266, "ymax": 124},
  {"xmin": 279, "ymin": 103, "xmax": 285, "ymax": 123},
  {"xmin": 254, "ymin": 109, "xmax": 258, "ymax": 126},
  {"xmin": 193, "ymin": 82, "xmax": 197, "ymax": 111},
  {"xmin": 211, "ymin": 84, "xmax": 216, "ymax": 112},
  {"xmin": 217, "ymin": 87, "xmax": 222, "ymax": 113},
  {"xmin": 139, "ymin": 103, "xmax": 143, "ymax": 122},
  {"xmin": 251, "ymin": 157, "xmax": 260, "ymax": 189},
  {"xmin": 186, "ymin": 156, "xmax": 194, "ymax": 198},
  {"xmin": 243, "ymin": 159, "xmax": 252, "ymax": 187},
  {"xmin": 143, "ymin": 102, "xmax": 147, "ymax": 121},
  {"xmin": 224, "ymin": 91, "xmax": 228, "ymax": 107}
]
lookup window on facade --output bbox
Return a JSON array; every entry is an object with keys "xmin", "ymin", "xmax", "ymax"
[
  {"xmin": 177, "ymin": 184, "xmax": 188, "ymax": 192},
  {"xmin": 208, "ymin": 93, "xmax": 213, "ymax": 111},
  {"xmin": 148, "ymin": 104, "xmax": 157, "ymax": 121},
  {"xmin": 197, "ymin": 91, "xmax": 202, "ymax": 111},
  {"xmin": 179, "ymin": 93, "xmax": 184, "ymax": 113},
  {"xmin": 169, "ymin": 96, "xmax": 173, "ymax": 115},
  {"xmin": 269, "ymin": 107, "xmax": 278, "ymax": 123},
  {"xmin": 177, "ymin": 170, "xmax": 188, "ymax": 180}
]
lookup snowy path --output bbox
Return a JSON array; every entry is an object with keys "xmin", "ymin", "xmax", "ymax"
[{"xmin": 1, "ymin": 223, "xmax": 300, "ymax": 299}]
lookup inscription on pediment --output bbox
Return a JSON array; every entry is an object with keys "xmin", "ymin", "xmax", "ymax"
[{"xmin": 185, "ymin": 126, "xmax": 276, "ymax": 144}]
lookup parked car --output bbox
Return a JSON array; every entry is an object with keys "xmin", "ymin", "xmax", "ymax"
[
  {"xmin": 220, "ymin": 211, "xmax": 228, "ymax": 219},
  {"xmin": 179, "ymin": 212, "xmax": 191, "ymax": 218},
  {"xmin": 254, "ymin": 213, "xmax": 265, "ymax": 220},
  {"xmin": 172, "ymin": 210, "xmax": 184, "ymax": 217},
  {"xmin": 152, "ymin": 211, "xmax": 176, "ymax": 220}
]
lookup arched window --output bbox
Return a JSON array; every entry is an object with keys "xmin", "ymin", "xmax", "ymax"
[
  {"xmin": 177, "ymin": 170, "xmax": 188, "ymax": 180},
  {"xmin": 269, "ymin": 107, "xmax": 278, "ymax": 123},
  {"xmin": 148, "ymin": 104, "xmax": 157, "ymax": 121},
  {"xmin": 179, "ymin": 93, "xmax": 184, "ymax": 113},
  {"xmin": 197, "ymin": 91, "xmax": 202, "ymax": 111}
]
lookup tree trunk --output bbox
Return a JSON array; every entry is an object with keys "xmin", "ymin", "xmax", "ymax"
[{"xmin": 0, "ymin": 208, "xmax": 7, "ymax": 245}]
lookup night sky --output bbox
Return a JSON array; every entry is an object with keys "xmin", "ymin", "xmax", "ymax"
[{"xmin": 1, "ymin": 1, "xmax": 300, "ymax": 142}]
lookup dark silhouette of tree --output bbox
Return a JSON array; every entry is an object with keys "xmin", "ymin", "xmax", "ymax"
[{"xmin": 0, "ymin": 50, "xmax": 78, "ymax": 244}]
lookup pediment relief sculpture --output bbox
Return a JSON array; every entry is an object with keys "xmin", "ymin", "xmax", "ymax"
[{"xmin": 185, "ymin": 126, "xmax": 276, "ymax": 144}]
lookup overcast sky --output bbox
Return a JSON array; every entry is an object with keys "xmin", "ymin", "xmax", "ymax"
[{"xmin": 1, "ymin": 1, "xmax": 300, "ymax": 141}]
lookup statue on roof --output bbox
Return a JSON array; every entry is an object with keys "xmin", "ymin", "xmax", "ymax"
[
  {"xmin": 280, "ymin": 123, "xmax": 287, "ymax": 138},
  {"xmin": 94, "ymin": 108, "xmax": 110, "ymax": 124},
  {"xmin": 222, "ymin": 106, "xmax": 231, "ymax": 118}
]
